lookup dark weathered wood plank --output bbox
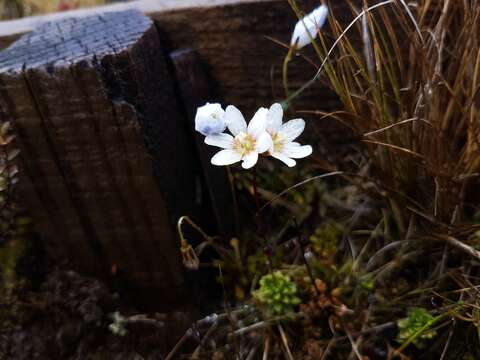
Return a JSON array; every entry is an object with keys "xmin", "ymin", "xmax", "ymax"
[
  {"xmin": 73, "ymin": 63, "xmax": 156, "ymax": 281},
  {"xmin": 25, "ymin": 66, "xmax": 114, "ymax": 270},
  {"xmin": 0, "ymin": 10, "xmax": 206, "ymax": 300},
  {"xmin": 0, "ymin": 72, "xmax": 97, "ymax": 271}
]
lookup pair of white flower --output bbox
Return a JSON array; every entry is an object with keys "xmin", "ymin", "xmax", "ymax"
[{"xmin": 195, "ymin": 103, "xmax": 312, "ymax": 169}]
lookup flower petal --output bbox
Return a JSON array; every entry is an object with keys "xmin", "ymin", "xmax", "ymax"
[
  {"xmin": 279, "ymin": 118, "xmax": 305, "ymax": 142},
  {"xmin": 282, "ymin": 142, "xmax": 313, "ymax": 159},
  {"xmin": 211, "ymin": 149, "xmax": 242, "ymax": 166},
  {"xmin": 204, "ymin": 133, "xmax": 234, "ymax": 149},
  {"xmin": 266, "ymin": 103, "xmax": 283, "ymax": 132},
  {"xmin": 271, "ymin": 152, "xmax": 296, "ymax": 167},
  {"xmin": 247, "ymin": 107, "xmax": 268, "ymax": 137},
  {"xmin": 241, "ymin": 152, "xmax": 259, "ymax": 169},
  {"xmin": 311, "ymin": 5, "xmax": 329, "ymax": 28},
  {"xmin": 291, "ymin": 22, "xmax": 317, "ymax": 50},
  {"xmin": 255, "ymin": 132, "xmax": 273, "ymax": 153},
  {"xmin": 195, "ymin": 103, "xmax": 227, "ymax": 136},
  {"xmin": 225, "ymin": 105, "xmax": 247, "ymax": 136},
  {"xmin": 291, "ymin": 5, "xmax": 328, "ymax": 49}
]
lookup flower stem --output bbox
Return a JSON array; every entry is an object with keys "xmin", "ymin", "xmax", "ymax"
[
  {"xmin": 252, "ymin": 167, "xmax": 260, "ymax": 211},
  {"xmin": 226, "ymin": 165, "xmax": 240, "ymax": 235},
  {"xmin": 282, "ymin": 46, "xmax": 294, "ymax": 104},
  {"xmin": 252, "ymin": 168, "xmax": 270, "ymax": 269}
]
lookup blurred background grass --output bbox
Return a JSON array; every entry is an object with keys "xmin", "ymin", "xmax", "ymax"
[{"xmin": 0, "ymin": 0, "xmax": 130, "ymax": 19}]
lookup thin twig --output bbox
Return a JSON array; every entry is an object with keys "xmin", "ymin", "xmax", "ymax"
[
  {"xmin": 262, "ymin": 334, "xmax": 270, "ymax": 360},
  {"xmin": 217, "ymin": 264, "xmax": 242, "ymax": 357},
  {"xmin": 246, "ymin": 345, "xmax": 259, "ymax": 360},
  {"xmin": 191, "ymin": 320, "xmax": 219, "ymax": 358},
  {"xmin": 320, "ymin": 335, "xmax": 337, "ymax": 360},
  {"xmin": 278, "ymin": 324, "xmax": 294, "ymax": 360},
  {"xmin": 345, "ymin": 327, "xmax": 363, "ymax": 360},
  {"xmin": 231, "ymin": 313, "xmax": 305, "ymax": 337},
  {"xmin": 439, "ymin": 322, "xmax": 455, "ymax": 360},
  {"xmin": 436, "ymin": 234, "xmax": 480, "ymax": 260},
  {"xmin": 165, "ymin": 331, "xmax": 190, "ymax": 360},
  {"xmin": 320, "ymin": 322, "xmax": 396, "ymax": 346}
]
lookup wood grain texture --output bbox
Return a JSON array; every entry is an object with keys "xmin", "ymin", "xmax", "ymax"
[{"xmin": 0, "ymin": 10, "xmax": 206, "ymax": 303}]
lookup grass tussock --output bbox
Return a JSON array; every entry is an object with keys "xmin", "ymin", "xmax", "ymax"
[{"xmin": 291, "ymin": 0, "xmax": 480, "ymax": 227}]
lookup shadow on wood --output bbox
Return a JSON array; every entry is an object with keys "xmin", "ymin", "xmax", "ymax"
[{"xmin": 170, "ymin": 49, "xmax": 236, "ymax": 237}]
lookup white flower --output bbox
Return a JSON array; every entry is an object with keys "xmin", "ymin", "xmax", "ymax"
[
  {"xmin": 291, "ymin": 4, "xmax": 328, "ymax": 49},
  {"xmin": 205, "ymin": 106, "xmax": 272, "ymax": 169},
  {"xmin": 265, "ymin": 103, "xmax": 312, "ymax": 167},
  {"xmin": 195, "ymin": 103, "xmax": 227, "ymax": 136}
]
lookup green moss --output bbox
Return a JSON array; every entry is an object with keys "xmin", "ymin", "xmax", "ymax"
[
  {"xmin": 253, "ymin": 271, "xmax": 301, "ymax": 316},
  {"xmin": 310, "ymin": 222, "xmax": 344, "ymax": 258},
  {"xmin": 358, "ymin": 274, "xmax": 375, "ymax": 292},
  {"xmin": 396, "ymin": 308, "xmax": 437, "ymax": 348}
]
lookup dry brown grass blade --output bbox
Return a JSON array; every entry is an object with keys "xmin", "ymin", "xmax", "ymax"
[
  {"xmin": 362, "ymin": 118, "xmax": 429, "ymax": 137},
  {"xmin": 362, "ymin": 139, "xmax": 423, "ymax": 159},
  {"xmin": 258, "ymin": 171, "xmax": 344, "ymax": 214},
  {"xmin": 298, "ymin": 109, "xmax": 357, "ymax": 130},
  {"xmin": 396, "ymin": 0, "xmax": 425, "ymax": 45}
]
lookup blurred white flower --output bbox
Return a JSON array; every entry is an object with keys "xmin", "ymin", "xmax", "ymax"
[
  {"xmin": 205, "ymin": 106, "xmax": 272, "ymax": 169},
  {"xmin": 195, "ymin": 103, "xmax": 227, "ymax": 136},
  {"xmin": 291, "ymin": 4, "xmax": 328, "ymax": 49},
  {"xmin": 265, "ymin": 103, "xmax": 312, "ymax": 167}
]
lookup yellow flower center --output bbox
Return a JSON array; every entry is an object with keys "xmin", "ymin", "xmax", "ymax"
[
  {"xmin": 271, "ymin": 132, "xmax": 285, "ymax": 153},
  {"xmin": 233, "ymin": 133, "xmax": 256, "ymax": 157}
]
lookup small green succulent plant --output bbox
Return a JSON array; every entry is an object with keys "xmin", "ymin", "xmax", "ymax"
[
  {"xmin": 396, "ymin": 307, "xmax": 437, "ymax": 348},
  {"xmin": 253, "ymin": 271, "xmax": 301, "ymax": 316}
]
